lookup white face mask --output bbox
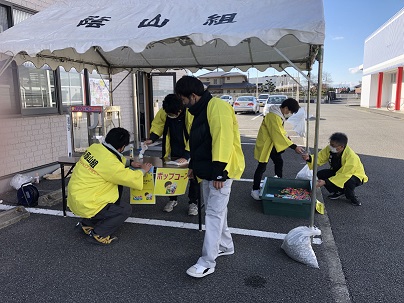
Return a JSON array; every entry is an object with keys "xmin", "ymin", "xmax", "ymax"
[
  {"xmin": 329, "ymin": 145, "xmax": 338, "ymax": 153},
  {"xmin": 284, "ymin": 113, "xmax": 292, "ymax": 119}
]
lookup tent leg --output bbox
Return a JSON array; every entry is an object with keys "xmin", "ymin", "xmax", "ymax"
[{"xmin": 309, "ymin": 46, "xmax": 323, "ymax": 228}]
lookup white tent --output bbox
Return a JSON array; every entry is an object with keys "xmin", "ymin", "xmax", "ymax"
[
  {"xmin": 0, "ymin": 0, "xmax": 324, "ymax": 74},
  {"xmin": 0, "ymin": 0, "xmax": 325, "ymax": 225}
]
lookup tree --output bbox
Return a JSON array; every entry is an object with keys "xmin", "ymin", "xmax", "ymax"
[
  {"xmin": 302, "ymin": 71, "xmax": 333, "ymax": 95},
  {"xmin": 259, "ymin": 79, "xmax": 276, "ymax": 93}
]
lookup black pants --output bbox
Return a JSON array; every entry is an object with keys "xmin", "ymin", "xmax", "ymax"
[
  {"xmin": 82, "ymin": 186, "xmax": 132, "ymax": 237},
  {"xmin": 169, "ymin": 178, "xmax": 200, "ymax": 204},
  {"xmin": 317, "ymin": 169, "xmax": 362, "ymax": 201},
  {"xmin": 253, "ymin": 147, "xmax": 284, "ymax": 190}
]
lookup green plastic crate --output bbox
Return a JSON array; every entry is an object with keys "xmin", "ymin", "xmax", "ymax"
[{"xmin": 260, "ymin": 177, "xmax": 312, "ymax": 218}]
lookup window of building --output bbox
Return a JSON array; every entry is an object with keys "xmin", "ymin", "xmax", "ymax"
[
  {"xmin": 213, "ymin": 79, "xmax": 217, "ymax": 84},
  {"xmin": 391, "ymin": 73, "xmax": 396, "ymax": 84},
  {"xmin": 60, "ymin": 67, "xmax": 85, "ymax": 107},
  {"xmin": 0, "ymin": 4, "xmax": 19, "ymax": 115},
  {"xmin": 19, "ymin": 62, "xmax": 57, "ymax": 113}
]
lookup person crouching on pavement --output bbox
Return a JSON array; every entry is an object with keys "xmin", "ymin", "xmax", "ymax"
[
  {"xmin": 68, "ymin": 127, "xmax": 152, "ymax": 245},
  {"xmin": 302, "ymin": 132, "xmax": 368, "ymax": 206}
]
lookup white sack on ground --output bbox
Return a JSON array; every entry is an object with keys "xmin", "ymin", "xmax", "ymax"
[
  {"xmin": 281, "ymin": 226, "xmax": 321, "ymax": 268},
  {"xmin": 10, "ymin": 174, "xmax": 33, "ymax": 190}
]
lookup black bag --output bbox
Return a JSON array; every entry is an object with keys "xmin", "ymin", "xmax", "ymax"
[{"xmin": 17, "ymin": 182, "xmax": 39, "ymax": 207}]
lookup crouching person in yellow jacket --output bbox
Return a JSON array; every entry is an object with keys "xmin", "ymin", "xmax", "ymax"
[
  {"xmin": 68, "ymin": 127, "xmax": 152, "ymax": 245},
  {"xmin": 302, "ymin": 132, "xmax": 368, "ymax": 206}
]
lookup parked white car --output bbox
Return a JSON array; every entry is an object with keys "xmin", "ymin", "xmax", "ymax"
[
  {"xmin": 220, "ymin": 95, "xmax": 234, "ymax": 105},
  {"xmin": 257, "ymin": 93, "xmax": 270, "ymax": 106},
  {"xmin": 263, "ymin": 95, "xmax": 288, "ymax": 116},
  {"xmin": 233, "ymin": 96, "xmax": 260, "ymax": 114}
]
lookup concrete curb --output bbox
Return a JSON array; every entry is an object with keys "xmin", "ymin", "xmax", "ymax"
[{"xmin": 0, "ymin": 206, "xmax": 30, "ymax": 230}]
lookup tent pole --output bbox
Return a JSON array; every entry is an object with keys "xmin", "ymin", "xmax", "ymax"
[
  {"xmin": 306, "ymin": 71, "xmax": 311, "ymax": 151},
  {"xmin": 111, "ymin": 69, "xmax": 133, "ymax": 93},
  {"xmin": 108, "ymin": 68, "xmax": 113, "ymax": 105},
  {"xmin": 0, "ymin": 55, "xmax": 16, "ymax": 77},
  {"xmin": 273, "ymin": 47, "xmax": 316, "ymax": 86},
  {"xmin": 309, "ymin": 46, "xmax": 323, "ymax": 227}
]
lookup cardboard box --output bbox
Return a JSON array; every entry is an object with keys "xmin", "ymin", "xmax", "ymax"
[{"xmin": 260, "ymin": 177, "xmax": 312, "ymax": 218}]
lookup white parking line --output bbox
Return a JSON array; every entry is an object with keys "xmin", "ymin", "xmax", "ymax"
[
  {"xmin": 252, "ymin": 113, "xmax": 263, "ymax": 120},
  {"xmin": 0, "ymin": 204, "xmax": 321, "ymax": 244}
]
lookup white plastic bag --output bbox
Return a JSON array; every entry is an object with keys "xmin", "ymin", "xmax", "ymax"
[
  {"xmin": 296, "ymin": 164, "xmax": 313, "ymax": 180},
  {"xmin": 281, "ymin": 226, "xmax": 321, "ymax": 268},
  {"xmin": 138, "ymin": 142, "xmax": 148, "ymax": 159},
  {"xmin": 286, "ymin": 107, "xmax": 306, "ymax": 137},
  {"xmin": 10, "ymin": 174, "xmax": 33, "ymax": 190}
]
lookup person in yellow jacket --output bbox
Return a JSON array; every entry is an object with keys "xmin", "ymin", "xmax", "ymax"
[
  {"xmin": 68, "ymin": 127, "xmax": 152, "ymax": 245},
  {"xmin": 251, "ymin": 99, "xmax": 305, "ymax": 200},
  {"xmin": 175, "ymin": 75, "xmax": 245, "ymax": 278},
  {"xmin": 144, "ymin": 94, "xmax": 200, "ymax": 216},
  {"xmin": 302, "ymin": 132, "xmax": 368, "ymax": 206}
]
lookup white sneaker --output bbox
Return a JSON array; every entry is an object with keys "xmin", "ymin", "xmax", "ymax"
[
  {"xmin": 163, "ymin": 200, "xmax": 178, "ymax": 212},
  {"xmin": 251, "ymin": 190, "xmax": 261, "ymax": 201},
  {"xmin": 188, "ymin": 203, "xmax": 198, "ymax": 216},
  {"xmin": 186, "ymin": 264, "xmax": 215, "ymax": 278}
]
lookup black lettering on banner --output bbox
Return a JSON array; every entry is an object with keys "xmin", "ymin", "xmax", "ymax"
[
  {"xmin": 203, "ymin": 13, "xmax": 237, "ymax": 26},
  {"xmin": 77, "ymin": 16, "xmax": 111, "ymax": 28},
  {"xmin": 138, "ymin": 14, "xmax": 169, "ymax": 28}
]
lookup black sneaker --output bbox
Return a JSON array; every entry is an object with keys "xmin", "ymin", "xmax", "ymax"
[
  {"xmin": 328, "ymin": 191, "xmax": 345, "ymax": 199},
  {"xmin": 351, "ymin": 197, "xmax": 362, "ymax": 206}
]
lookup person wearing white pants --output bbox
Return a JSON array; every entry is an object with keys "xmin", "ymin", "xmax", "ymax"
[
  {"xmin": 175, "ymin": 76, "xmax": 245, "ymax": 278},
  {"xmin": 197, "ymin": 179, "xmax": 234, "ymax": 270}
]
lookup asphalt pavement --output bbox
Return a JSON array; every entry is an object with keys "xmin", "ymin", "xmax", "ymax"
[{"xmin": 0, "ymin": 100, "xmax": 403, "ymax": 303}]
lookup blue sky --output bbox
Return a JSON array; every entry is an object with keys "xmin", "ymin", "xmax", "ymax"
[
  {"xmin": 195, "ymin": 0, "xmax": 404, "ymax": 89},
  {"xmin": 322, "ymin": 0, "xmax": 404, "ymax": 87}
]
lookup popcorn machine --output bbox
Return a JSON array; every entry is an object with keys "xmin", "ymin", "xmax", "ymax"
[{"xmin": 68, "ymin": 105, "xmax": 121, "ymax": 154}]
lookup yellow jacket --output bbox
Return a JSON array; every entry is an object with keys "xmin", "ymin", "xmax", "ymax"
[
  {"xmin": 307, "ymin": 145, "xmax": 368, "ymax": 188},
  {"xmin": 67, "ymin": 143, "xmax": 144, "ymax": 218},
  {"xmin": 150, "ymin": 108, "xmax": 194, "ymax": 158},
  {"xmin": 254, "ymin": 112, "xmax": 294, "ymax": 162},
  {"xmin": 207, "ymin": 98, "xmax": 245, "ymax": 179}
]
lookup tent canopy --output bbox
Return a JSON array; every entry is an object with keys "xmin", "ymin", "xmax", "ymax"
[{"xmin": 0, "ymin": 0, "xmax": 325, "ymax": 74}]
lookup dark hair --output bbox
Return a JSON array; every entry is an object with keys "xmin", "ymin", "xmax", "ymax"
[
  {"xmin": 280, "ymin": 98, "xmax": 300, "ymax": 113},
  {"xmin": 105, "ymin": 127, "xmax": 130, "ymax": 149},
  {"xmin": 162, "ymin": 94, "xmax": 183, "ymax": 115},
  {"xmin": 164, "ymin": 181, "xmax": 172, "ymax": 187},
  {"xmin": 175, "ymin": 75, "xmax": 205, "ymax": 98},
  {"xmin": 329, "ymin": 132, "xmax": 348, "ymax": 146}
]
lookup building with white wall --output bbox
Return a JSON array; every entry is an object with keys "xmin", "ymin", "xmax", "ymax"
[{"xmin": 361, "ymin": 7, "xmax": 404, "ymax": 110}]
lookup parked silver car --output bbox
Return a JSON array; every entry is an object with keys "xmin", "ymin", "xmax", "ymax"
[
  {"xmin": 233, "ymin": 96, "xmax": 260, "ymax": 114},
  {"xmin": 219, "ymin": 95, "xmax": 234, "ymax": 106},
  {"xmin": 263, "ymin": 94, "xmax": 288, "ymax": 116}
]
